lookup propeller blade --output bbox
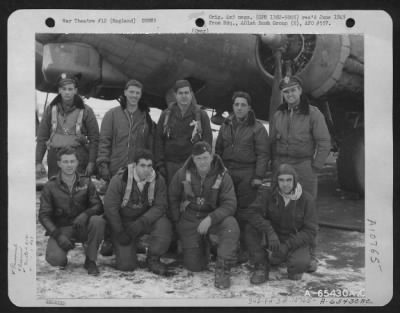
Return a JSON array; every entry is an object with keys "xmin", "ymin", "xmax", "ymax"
[{"xmin": 269, "ymin": 50, "xmax": 283, "ymax": 123}]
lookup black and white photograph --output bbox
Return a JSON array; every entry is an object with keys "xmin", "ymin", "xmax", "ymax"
[{"xmin": 8, "ymin": 10, "xmax": 393, "ymax": 306}]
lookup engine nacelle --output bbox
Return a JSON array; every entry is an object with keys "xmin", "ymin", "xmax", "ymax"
[
  {"xmin": 38, "ymin": 42, "xmax": 128, "ymax": 97},
  {"xmin": 255, "ymin": 34, "xmax": 364, "ymax": 99}
]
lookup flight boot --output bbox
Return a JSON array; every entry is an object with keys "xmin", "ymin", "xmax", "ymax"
[
  {"xmin": 250, "ymin": 262, "xmax": 269, "ymax": 285},
  {"xmin": 214, "ymin": 259, "xmax": 231, "ymax": 289},
  {"xmin": 100, "ymin": 239, "xmax": 114, "ymax": 257},
  {"xmin": 307, "ymin": 259, "xmax": 318, "ymax": 273},
  {"xmin": 237, "ymin": 249, "xmax": 249, "ymax": 265},
  {"xmin": 84, "ymin": 257, "xmax": 100, "ymax": 276},
  {"xmin": 288, "ymin": 272, "xmax": 303, "ymax": 280},
  {"xmin": 147, "ymin": 255, "xmax": 168, "ymax": 276},
  {"xmin": 308, "ymin": 237, "xmax": 318, "ymax": 273}
]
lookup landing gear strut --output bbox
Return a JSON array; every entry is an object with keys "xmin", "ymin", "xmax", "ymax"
[{"xmin": 337, "ymin": 127, "xmax": 365, "ymax": 196}]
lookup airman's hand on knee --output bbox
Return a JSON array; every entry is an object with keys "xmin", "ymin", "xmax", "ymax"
[
  {"xmin": 197, "ymin": 216, "xmax": 212, "ymax": 235},
  {"xmin": 268, "ymin": 233, "xmax": 280, "ymax": 252},
  {"xmin": 56, "ymin": 234, "xmax": 75, "ymax": 251}
]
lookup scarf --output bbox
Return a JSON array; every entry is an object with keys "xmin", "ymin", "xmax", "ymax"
[
  {"xmin": 133, "ymin": 166, "xmax": 156, "ymax": 192},
  {"xmin": 279, "ymin": 183, "xmax": 302, "ymax": 206}
]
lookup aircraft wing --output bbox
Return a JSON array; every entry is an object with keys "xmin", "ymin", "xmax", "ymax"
[{"xmin": 36, "ymin": 33, "xmax": 363, "ymax": 120}]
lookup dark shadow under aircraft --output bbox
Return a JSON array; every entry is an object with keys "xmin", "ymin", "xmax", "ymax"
[{"xmin": 35, "ymin": 33, "xmax": 364, "ymax": 194}]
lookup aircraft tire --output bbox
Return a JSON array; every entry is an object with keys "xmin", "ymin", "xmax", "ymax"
[{"xmin": 337, "ymin": 127, "xmax": 365, "ymax": 196}]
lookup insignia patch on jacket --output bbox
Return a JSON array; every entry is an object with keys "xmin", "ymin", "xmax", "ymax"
[{"xmin": 196, "ymin": 197, "xmax": 205, "ymax": 205}]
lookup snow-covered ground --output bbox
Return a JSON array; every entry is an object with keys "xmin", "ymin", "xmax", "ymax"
[{"xmin": 36, "ymin": 192, "xmax": 364, "ymax": 300}]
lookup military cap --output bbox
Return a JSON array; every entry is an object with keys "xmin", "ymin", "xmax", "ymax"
[
  {"xmin": 57, "ymin": 72, "xmax": 79, "ymax": 87},
  {"xmin": 125, "ymin": 79, "xmax": 143, "ymax": 90},
  {"xmin": 275, "ymin": 163, "xmax": 298, "ymax": 187},
  {"xmin": 279, "ymin": 75, "xmax": 303, "ymax": 90},
  {"xmin": 173, "ymin": 79, "xmax": 192, "ymax": 92},
  {"xmin": 192, "ymin": 141, "xmax": 212, "ymax": 156}
]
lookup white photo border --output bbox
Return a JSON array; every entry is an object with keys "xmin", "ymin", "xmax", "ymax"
[{"xmin": 7, "ymin": 9, "xmax": 393, "ymax": 307}]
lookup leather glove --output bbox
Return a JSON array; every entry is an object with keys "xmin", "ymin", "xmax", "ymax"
[
  {"xmin": 36, "ymin": 163, "xmax": 47, "ymax": 178},
  {"xmin": 98, "ymin": 163, "xmax": 111, "ymax": 181},
  {"xmin": 54, "ymin": 233, "xmax": 75, "ymax": 251},
  {"xmin": 267, "ymin": 231, "xmax": 280, "ymax": 253},
  {"xmin": 116, "ymin": 231, "xmax": 132, "ymax": 246},
  {"xmin": 126, "ymin": 219, "xmax": 146, "ymax": 239},
  {"xmin": 85, "ymin": 162, "xmax": 95, "ymax": 177},
  {"xmin": 73, "ymin": 213, "xmax": 89, "ymax": 231}
]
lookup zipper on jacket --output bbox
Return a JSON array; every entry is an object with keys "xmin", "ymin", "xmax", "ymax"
[
  {"xmin": 59, "ymin": 176, "xmax": 76, "ymax": 195},
  {"xmin": 125, "ymin": 111, "xmax": 147, "ymax": 150},
  {"xmin": 230, "ymin": 122, "xmax": 235, "ymax": 148},
  {"xmin": 200, "ymin": 175, "xmax": 205, "ymax": 196},
  {"xmin": 142, "ymin": 114, "xmax": 146, "ymax": 135},
  {"xmin": 125, "ymin": 110, "xmax": 133, "ymax": 149},
  {"xmin": 291, "ymin": 201, "xmax": 298, "ymax": 234},
  {"xmin": 59, "ymin": 179, "xmax": 75, "ymax": 214},
  {"xmin": 286, "ymin": 110, "xmax": 292, "ymax": 154}
]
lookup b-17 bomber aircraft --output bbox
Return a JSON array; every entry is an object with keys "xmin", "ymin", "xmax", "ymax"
[{"xmin": 35, "ymin": 33, "xmax": 364, "ymax": 194}]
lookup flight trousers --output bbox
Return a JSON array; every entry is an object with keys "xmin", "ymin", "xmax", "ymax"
[
  {"xmin": 165, "ymin": 160, "xmax": 185, "ymax": 251},
  {"xmin": 45, "ymin": 215, "xmax": 105, "ymax": 266},
  {"xmin": 228, "ymin": 166, "xmax": 258, "ymax": 254},
  {"xmin": 245, "ymin": 223, "xmax": 311, "ymax": 275},
  {"xmin": 113, "ymin": 216, "xmax": 172, "ymax": 271},
  {"xmin": 177, "ymin": 213, "xmax": 240, "ymax": 272},
  {"xmin": 270, "ymin": 245, "xmax": 312, "ymax": 276}
]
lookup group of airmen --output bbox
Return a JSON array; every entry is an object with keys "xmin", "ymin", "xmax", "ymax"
[{"xmin": 36, "ymin": 73, "xmax": 331, "ymax": 289}]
